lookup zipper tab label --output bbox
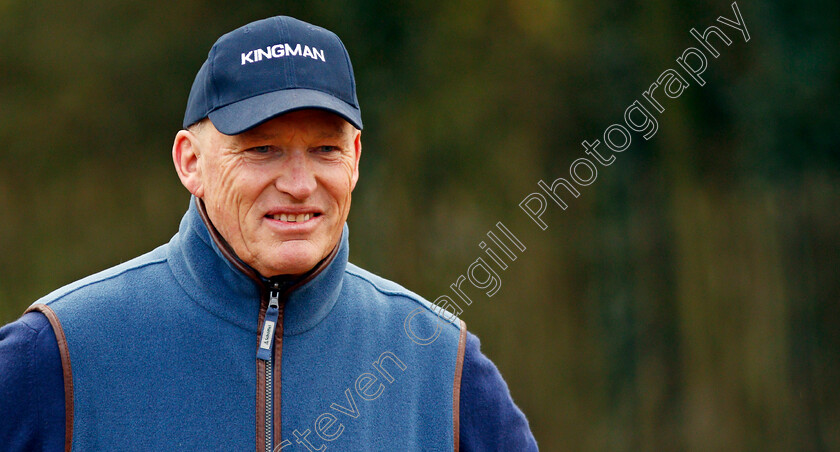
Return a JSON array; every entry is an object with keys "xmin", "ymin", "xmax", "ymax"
[
  {"xmin": 257, "ymin": 290, "xmax": 281, "ymax": 361},
  {"xmin": 259, "ymin": 320, "xmax": 276, "ymax": 350}
]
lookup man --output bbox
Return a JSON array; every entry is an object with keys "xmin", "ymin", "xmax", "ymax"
[{"xmin": 0, "ymin": 16, "xmax": 537, "ymax": 451}]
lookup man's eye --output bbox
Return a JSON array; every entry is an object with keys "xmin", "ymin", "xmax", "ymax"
[
  {"xmin": 249, "ymin": 146, "xmax": 273, "ymax": 154},
  {"xmin": 316, "ymin": 145, "xmax": 339, "ymax": 153}
]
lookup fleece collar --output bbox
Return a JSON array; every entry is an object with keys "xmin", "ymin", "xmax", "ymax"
[{"xmin": 166, "ymin": 196, "xmax": 348, "ymax": 335}]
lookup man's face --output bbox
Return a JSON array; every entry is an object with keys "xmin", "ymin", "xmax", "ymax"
[{"xmin": 190, "ymin": 109, "xmax": 361, "ymax": 277}]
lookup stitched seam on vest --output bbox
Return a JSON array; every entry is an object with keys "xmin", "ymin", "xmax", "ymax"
[
  {"xmin": 25, "ymin": 304, "xmax": 74, "ymax": 452},
  {"xmin": 256, "ymin": 358, "xmax": 267, "ymax": 452},
  {"xmin": 39, "ymin": 258, "xmax": 167, "ymax": 307},
  {"xmin": 453, "ymin": 319, "xmax": 467, "ymax": 452},
  {"xmin": 344, "ymin": 269, "xmax": 463, "ymax": 331}
]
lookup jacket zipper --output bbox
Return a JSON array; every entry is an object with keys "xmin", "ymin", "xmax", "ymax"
[
  {"xmin": 258, "ymin": 282, "xmax": 284, "ymax": 452},
  {"xmin": 194, "ymin": 197, "xmax": 338, "ymax": 452}
]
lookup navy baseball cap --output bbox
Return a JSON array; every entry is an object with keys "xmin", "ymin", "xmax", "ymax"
[{"xmin": 183, "ymin": 16, "xmax": 362, "ymax": 134}]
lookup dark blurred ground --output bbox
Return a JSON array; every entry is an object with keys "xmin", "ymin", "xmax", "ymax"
[{"xmin": 1, "ymin": 0, "xmax": 838, "ymax": 450}]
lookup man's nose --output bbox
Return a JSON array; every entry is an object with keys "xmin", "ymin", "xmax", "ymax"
[{"xmin": 275, "ymin": 152, "xmax": 317, "ymax": 199}]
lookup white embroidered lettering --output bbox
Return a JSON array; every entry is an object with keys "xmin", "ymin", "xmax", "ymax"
[
  {"xmin": 240, "ymin": 43, "xmax": 326, "ymax": 66},
  {"xmin": 256, "ymin": 47, "xmax": 272, "ymax": 61},
  {"xmin": 285, "ymin": 43, "xmax": 302, "ymax": 56}
]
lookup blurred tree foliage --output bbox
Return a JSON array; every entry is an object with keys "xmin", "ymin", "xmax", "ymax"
[{"xmin": 1, "ymin": 0, "xmax": 838, "ymax": 450}]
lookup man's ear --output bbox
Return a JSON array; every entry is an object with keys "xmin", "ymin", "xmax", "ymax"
[
  {"xmin": 172, "ymin": 129, "xmax": 204, "ymax": 198},
  {"xmin": 350, "ymin": 130, "xmax": 362, "ymax": 191}
]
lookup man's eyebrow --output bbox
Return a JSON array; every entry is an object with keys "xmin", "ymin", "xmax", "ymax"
[{"xmin": 239, "ymin": 129, "xmax": 349, "ymax": 143}]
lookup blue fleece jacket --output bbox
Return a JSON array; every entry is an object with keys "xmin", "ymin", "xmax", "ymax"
[{"xmin": 0, "ymin": 199, "xmax": 537, "ymax": 451}]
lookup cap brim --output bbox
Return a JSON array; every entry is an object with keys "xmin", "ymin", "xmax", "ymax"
[{"xmin": 208, "ymin": 88, "xmax": 362, "ymax": 135}]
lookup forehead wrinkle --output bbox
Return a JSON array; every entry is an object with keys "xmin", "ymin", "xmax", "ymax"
[
  {"xmin": 228, "ymin": 129, "xmax": 275, "ymax": 146},
  {"xmin": 316, "ymin": 127, "xmax": 348, "ymax": 139},
  {"xmin": 237, "ymin": 123, "xmax": 304, "ymax": 145},
  {"xmin": 245, "ymin": 127, "xmax": 282, "ymax": 141},
  {"xmin": 226, "ymin": 112, "xmax": 353, "ymax": 146}
]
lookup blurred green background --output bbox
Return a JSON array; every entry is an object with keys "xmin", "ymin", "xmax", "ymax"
[{"xmin": 1, "ymin": 0, "xmax": 838, "ymax": 450}]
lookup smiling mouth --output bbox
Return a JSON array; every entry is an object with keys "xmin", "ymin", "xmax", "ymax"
[{"xmin": 266, "ymin": 213, "xmax": 321, "ymax": 223}]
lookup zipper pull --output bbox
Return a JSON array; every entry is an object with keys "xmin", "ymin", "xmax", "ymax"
[{"xmin": 257, "ymin": 287, "xmax": 281, "ymax": 361}]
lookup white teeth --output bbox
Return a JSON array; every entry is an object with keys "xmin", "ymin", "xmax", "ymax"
[{"xmin": 271, "ymin": 213, "xmax": 314, "ymax": 222}]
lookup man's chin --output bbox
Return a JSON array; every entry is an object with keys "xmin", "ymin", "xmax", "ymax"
[{"xmin": 258, "ymin": 244, "xmax": 324, "ymax": 278}]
